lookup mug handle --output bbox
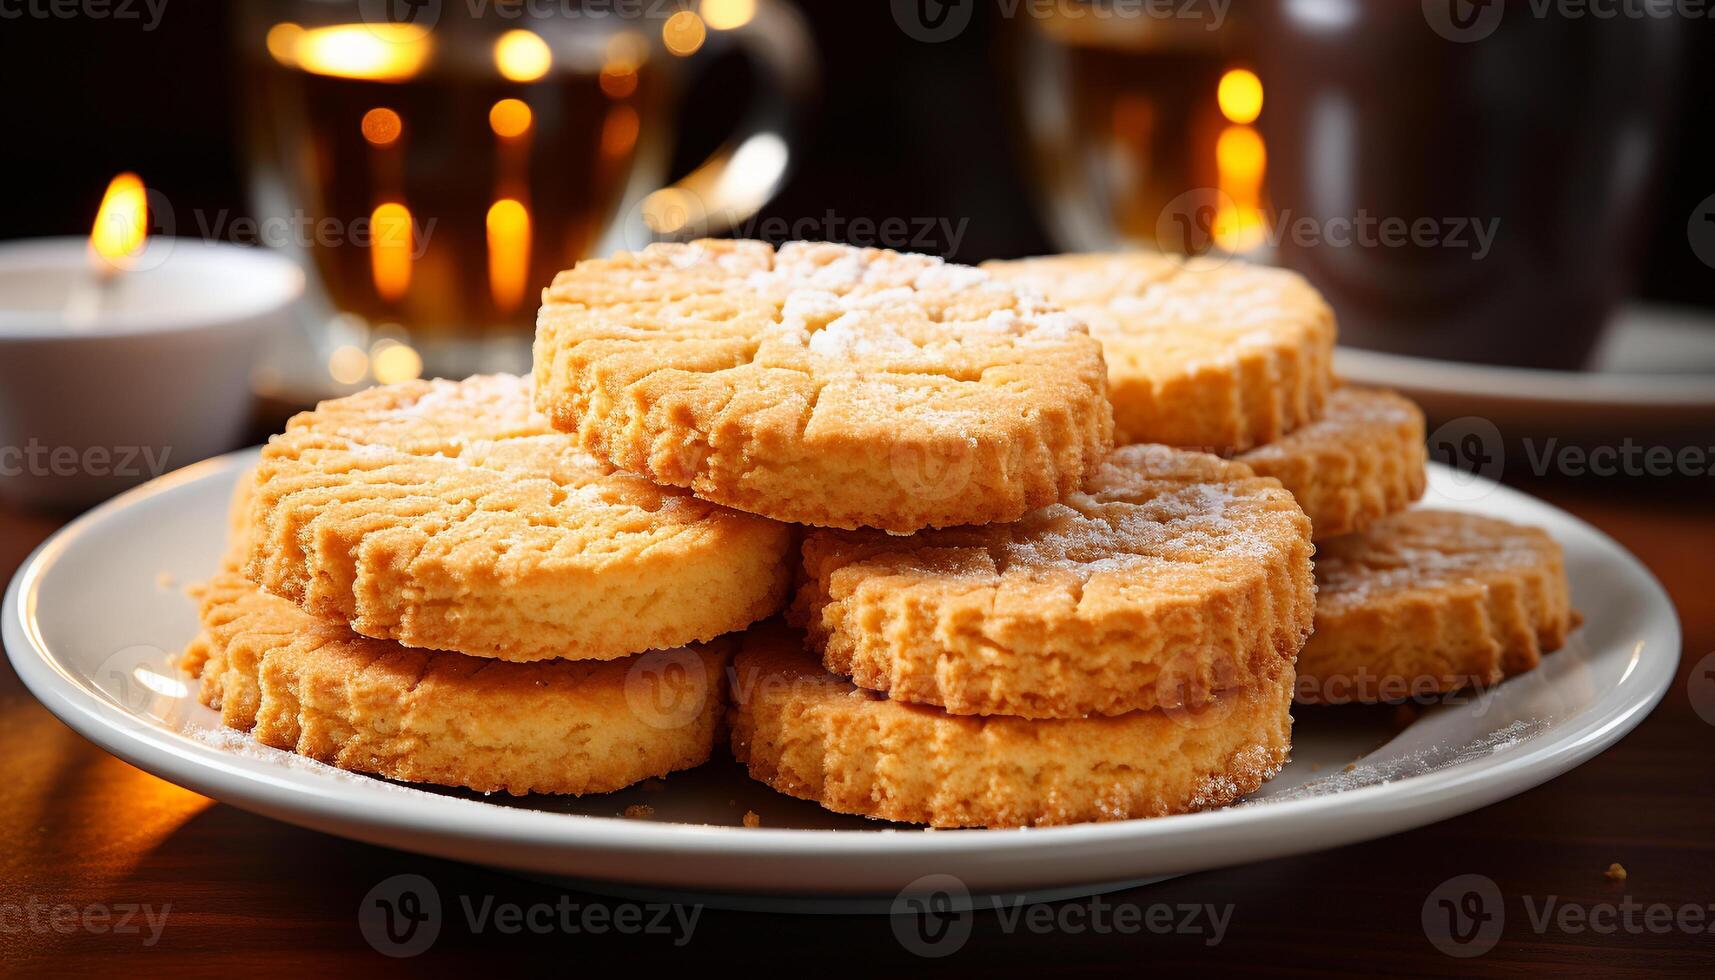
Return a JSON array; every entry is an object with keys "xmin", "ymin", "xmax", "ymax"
[{"xmin": 614, "ymin": 0, "xmax": 818, "ymax": 248}]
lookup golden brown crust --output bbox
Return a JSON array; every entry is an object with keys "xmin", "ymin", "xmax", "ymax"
[
  {"xmin": 246, "ymin": 374, "xmax": 791, "ymax": 662},
  {"xmin": 1237, "ymin": 387, "xmax": 1427, "ymax": 540},
  {"xmin": 728, "ymin": 623, "xmax": 1294, "ymax": 828},
  {"xmin": 184, "ymin": 570, "xmax": 731, "ymax": 795},
  {"xmin": 1296, "ymin": 510, "xmax": 1575, "ymax": 705},
  {"xmin": 533, "ymin": 240, "xmax": 1114, "ymax": 532},
  {"xmin": 983, "ymin": 252, "xmax": 1336, "ymax": 453},
  {"xmin": 791, "ymin": 445, "xmax": 1315, "ymax": 718}
]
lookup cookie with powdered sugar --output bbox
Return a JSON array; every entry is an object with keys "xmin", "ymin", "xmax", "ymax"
[
  {"xmin": 1238, "ymin": 387, "xmax": 1427, "ymax": 540},
  {"xmin": 791, "ymin": 445, "xmax": 1315, "ymax": 719},
  {"xmin": 532, "ymin": 240, "xmax": 1113, "ymax": 532},
  {"xmin": 984, "ymin": 252, "xmax": 1335, "ymax": 453},
  {"xmin": 1296, "ymin": 509, "xmax": 1575, "ymax": 705},
  {"xmin": 246, "ymin": 374, "xmax": 791, "ymax": 662}
]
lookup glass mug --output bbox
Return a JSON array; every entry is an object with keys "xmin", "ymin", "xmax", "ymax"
[
  {"xmin": 1002, "ymin": 6, "xmax": 1260, "ymax": 257},
  {"xmin": 238, "ymin": 0, "xmax": 815, "ymax": 385}
]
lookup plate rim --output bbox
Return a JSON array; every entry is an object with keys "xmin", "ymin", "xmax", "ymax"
[
  {"xmin": 2, "ymin": 450, "xmax": 1683, "ymax": 887},
  {"xmin": 1336, "ymin": 344, "xmax": 1715, "ymax": 409}
]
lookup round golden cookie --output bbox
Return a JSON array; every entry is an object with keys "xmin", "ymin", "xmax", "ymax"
[
  {"xmin": 983, "ymin": 252, "xmax": 1335, "ymax": 453},
  {"xmin": 246, "ymin": 374, "xmax": 791, "ymax": 662},
  {"xmin": 729, "ymin": 623, "xmax": 1294, "ymax": 828},
  {"xmin": 1236, "ymin": 387, "xmax": 1427, "ymax": 540},
  {"xmin": 532, "ymin": 240, "xmax": 1113, "ymax": 532},
  {"xmin": 1296, "ymin": 510, "xmax": 1575, "ymax": 705},
  {"xmin": 792, "ymin": 445, "xmax": 1315, "ymax": 718},
  {"xmin": 182, "ymin": 571, "xmax": 730, "ymax": 796}
]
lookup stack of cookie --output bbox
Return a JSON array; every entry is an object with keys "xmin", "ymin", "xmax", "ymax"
[
  {"xmin": 986, "ymin": 253, "xmax": 1575, "ymax": 707},
  {"xmin": 184, "ymin": 374, "xmax": 793, "ymax": 794},
  {"xmin": 182, "ymin": 239, "xmax": 1573, "ymax": 830}
]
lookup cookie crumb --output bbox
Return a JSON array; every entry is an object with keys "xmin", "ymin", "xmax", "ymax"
[
  {"xmin": 742, "ymin": 810, "xmax": 761, "ymax": 828},
  {"xmin": 155, "ymin": 571, "xmax": 176, "ymax": 590},
  {"xmin": 1604, "ymin": 862, "xmax": 1627, "ymax": 881},
  {"xmin": 622, "ymin": 804, "xmax": 655, "ymax": 820}
]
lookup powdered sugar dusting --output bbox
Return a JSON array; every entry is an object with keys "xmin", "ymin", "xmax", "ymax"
[{"xmin": 1256, "ymin": 718, "xmax": 1546, "ymax": 803}]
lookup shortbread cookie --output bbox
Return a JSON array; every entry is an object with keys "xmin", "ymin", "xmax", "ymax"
[
  {"xmin": 246, "ymin": 375, "xmax": 791, "ymax": 662},
  {"xmin": 792, "ymin": 445, "xmax": 1315, "ymax": 718},
  {"xmin": 533, "ymin": 240, "xmax": 1113, "ymax": 532},
  {"xmin": 183, "ymin": 571, "xmax": 730, "ymax": 795},
  {"xmin": 1296, "ymin": 510, "xmax": 1575, "ymax": 705},
  {"xmin": 729, "ymin": 623, "xmax": 1293, "ymax": 828},
  {"xmin": 984, "ymin": 252, "xmax": 1335, "ymax": 452},
  {"xmin": 1237, "ymin": 387, "xmax": 1427, "ymax": 540}
]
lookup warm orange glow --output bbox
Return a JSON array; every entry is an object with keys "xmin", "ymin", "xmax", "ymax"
[
  {"xmin": 1214, "ymin": 124, "xmax": 1267, "ymax": 252},
  {"xmin": 281, "ymin": 24, "xmax": 431, "ymax": 81},
  {"xmin": 488, "ymin": 98, "xmax": 533, "ymax": 138},
  {"xmin": 265, "ymin": 22, "xmax": 304, "ymax": 63},
  {"xmin": 642, "ymin": 187, "xmax": 696, "ymax": 234},
  {"xmin": 600, "ymin": 64, "xmax": 638, "ymax": 98},
  {"xmin": 327, "ymin": 344, "xmax": 369, "ymax": 384},
  {"xmin": 487, "ymin": 198, "xmax": 531, "ymax": 313},
  {"xmin": 1216, "ymin": 125, "xmax": 1265, "ymax": 182},
  {"xmin": 495, "ymin": 29, "xmax": 551, "ymax": 82},
  {"xmin": 371, "ymin": 202, "xmax": 413, "ymax": 302},
  {"xmin": 662, "ymin": 11, "xmax": 707, "ymax": 56},
  {"xmin": 371, "ymin": 339, "xmax": 423, "ymax": 383},
  {"xmin": 361, "ymin": 107, "xmax": 403, "ymax": 146},
  {"xmin": 1217, "ymin": 68, "xmax": 1263, "ymax": 125},
  {"xmin": 90, "ymin": 172, "xmax": 147, "ymax": 272},
  {"xmin": 600, "ymin": 106, "xmax": 640, "ymax": 157},
  {"xmin": 701, "ymin": 0, "xmax": 756, "ymax": 30}
]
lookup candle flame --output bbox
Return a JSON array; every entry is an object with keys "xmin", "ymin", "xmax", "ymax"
[
  {"xmin": 371, "ymin": 202, "xmax": 414, "ymax": 303},
  {"xmin": 90, "ymin": 172, "xmax": 148, "ymax": 272},
  {"xmin": 487, "ymin": 198, "xmax": 531, "ymax": 313}
]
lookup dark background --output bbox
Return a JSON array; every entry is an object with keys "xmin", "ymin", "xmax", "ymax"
[{"xmin": 2, "ymin": 1, "xmax": 1712, "ymax": 307}]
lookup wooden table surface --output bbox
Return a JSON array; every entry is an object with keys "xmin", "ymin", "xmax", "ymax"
[{"xmin": 1, "ymin": 468, "xmax": 1711, "ymax": 975}]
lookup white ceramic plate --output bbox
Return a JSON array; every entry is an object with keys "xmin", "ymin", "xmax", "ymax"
[
  {"xmin": 1337, "ymin": 304, "xmax": 1715, "ymax": 440},
  {"xmin": 4, "ymin": 451, "xmax": 1679, "ymax": 906}
]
